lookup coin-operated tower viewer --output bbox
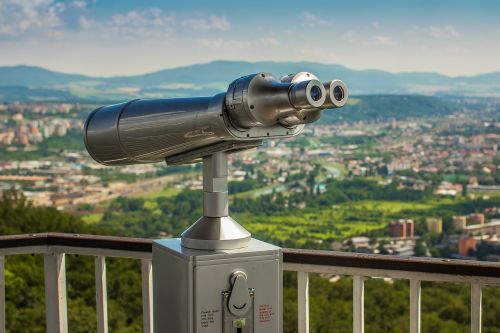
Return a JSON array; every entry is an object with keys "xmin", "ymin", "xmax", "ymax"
[{"xmin": 84, "ymin": 72, "xmax": 348, "ymax": 333}]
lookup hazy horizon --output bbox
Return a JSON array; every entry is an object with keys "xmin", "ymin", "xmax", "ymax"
[
  {"xmin": 1, "ymin": 0, "xmax": 500, "ymax": 77},
  {"xmin": 3, "ymin": 59, "xmax": 500, "ymax": 79}
]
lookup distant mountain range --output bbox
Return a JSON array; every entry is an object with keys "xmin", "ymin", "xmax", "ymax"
[{"xmin": 1, "ymin": 61, "xmax": 500, "ymax": 102}]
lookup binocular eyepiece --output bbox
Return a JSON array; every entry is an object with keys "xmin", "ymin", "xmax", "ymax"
[{"xmin": 84, "ymin": 72, "xmax": 348, "ymax": 166}]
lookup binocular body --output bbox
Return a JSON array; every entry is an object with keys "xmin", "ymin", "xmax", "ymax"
[{"xmin": 84, "ymin": 72, "xmax": 348, "ymax": 166}]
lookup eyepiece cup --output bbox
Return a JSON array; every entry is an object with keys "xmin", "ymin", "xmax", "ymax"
[
  {"xmin": 289, "ymin": 79, "xmax": 326, "ymax": 109},
  {"xmin": 324, "ymin": 80, "xmax": 348, "ymax": 108}
]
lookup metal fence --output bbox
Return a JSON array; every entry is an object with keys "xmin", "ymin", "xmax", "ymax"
[
  {"xmin": 0, "ymin": 233, "xmax": 499, "ymax": 333},
  {"xmin": 283, "ymin": 248, "xmax": 500, "ymax": 333},
  {"xmin": 0, "ymin": 233, "xmax": 152, "ymax": 333}
]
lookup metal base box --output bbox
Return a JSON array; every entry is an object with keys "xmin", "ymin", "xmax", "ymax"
[{"xmin": 153, "ymin": 238, "xmax": 282, "ymax": 333}]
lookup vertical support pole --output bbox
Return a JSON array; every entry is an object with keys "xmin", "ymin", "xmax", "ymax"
[
  {"xmin": 0, "ymin": 256, "xmax": 5, "ymax": 333},
  {"xmin": 203, "ymin": 151, "xmax": 229, "ymax": 218},
  {"xmin": 95, "ymin": 256, "xmax": 108, "ymax": 333},
  {"xmin": 410, "ymin": 280, "xmax": 421, "ymax": 333},
  {"xmin": 44, "ymin": 253, "xmax": 68, "ymax": 333},
  {"xmin": 297, "ymin": 271, "xmax": 309, "ymax": 333},
  {"xmin": 471, "ymin": 284, "xmax": 482, "ymax": 333},
  {"xmin": 141, "ymin": 259, "xmax": 153, "ymax": 333},
  {"xmin": 182, "ymin": 150, "xmax": 250, "ymax": 249},
  {"xmin": 353, "ymin": 276, "xmax": 364, "ymax": 333}
]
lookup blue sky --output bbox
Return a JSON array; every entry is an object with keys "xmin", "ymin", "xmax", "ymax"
[{"xmin": 1, "ymin": 0, "xmax": 499, "ymax": 76}]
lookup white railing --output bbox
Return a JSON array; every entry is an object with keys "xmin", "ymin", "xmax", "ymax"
[
  {"xmin": 1, "ymin": 233, "xmax": 499, "ymax": 333},
  {"xmin": 0, "ymin": 233, "xmax": 152, "ymax": 333},
  {"xmin": 283, "ymin": 249, "xmax": 500, "ymax": 333}
]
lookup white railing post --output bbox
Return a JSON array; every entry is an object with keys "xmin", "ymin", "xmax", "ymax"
[
  {"xmin": 0, "ymin": 256, "xmax": 5, "ymax": 333},
  {"xmin": 471, "ymin": 284, "xmax": 482, "ymax": 333},
  {"xmin": 353, "ymin": 276, "xmax": 364, "ymax": 333},
  {"xmin": 410, "ymin": 280, "xmax": 421, "ymax": 333},
  {"xmin": 297, "ymin": 271, "xmax": 309, "ymax": 333},
  {"xmin": 95, "ymin": 256, "xmax": 108, "ymax": 333},
  {"xmin": 141, "ymin": 259, "xmax": 153, "ymax": 333},
  {"xmin": 44, "ymin": 252, "xmax": 68, "ymax": 333}
]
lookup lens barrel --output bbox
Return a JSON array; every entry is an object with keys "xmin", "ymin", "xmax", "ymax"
[{"xmin": 84, "ymin": 72, "xmax": 348, "ymax": 166}]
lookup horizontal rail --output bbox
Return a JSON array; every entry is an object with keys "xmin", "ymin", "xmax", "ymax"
[
  {"xmin": 0, "ymin": 233, "xmax": 152, "ymax": 252},
  {"xmin": 282, "ymin": 248, "xmax": 500, "ymax": 282},
  {"xmin": 0, "ymin": 232, "xmax": 500, "ymax": 278},
  {"xmin": 0, "ymin": 233, "xmax": 152, "ymax": 259},
  {"xmin": 0, "ymin": 234, "xmax": 499, "ymax": 279},
  {"xmin": 0, "ymin": 233, "xmax": 499, "ymax": 333}
]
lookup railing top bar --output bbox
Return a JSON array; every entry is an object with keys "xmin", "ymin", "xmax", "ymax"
[
  {"xmin": 0, "ymin": 233, "xmax": 498, "ymax": 278},
  {"xmin": 283, "ymin": 248, "xmax": 500, "ymax": 279},
  {"xmin": 0, "ymin": 233, "xmax": 153, "ymax": 253}
]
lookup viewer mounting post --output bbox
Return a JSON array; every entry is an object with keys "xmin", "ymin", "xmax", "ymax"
[
  {"xmin": 83, "ymin": 71, "xmax": 348, "ymax": 333},
  {"xmin": 181, "ymin": 151, "xmax": 251, "ymax": 250}
]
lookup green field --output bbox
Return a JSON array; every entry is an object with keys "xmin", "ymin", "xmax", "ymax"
[
  {"xmin": 136, "ymin": 186, "xmax": 182, "ymax": 200},
  {"xmin": 354, "ymin": 200, "xmax": 435, "ymax": 213},
  {"xmin": 238, "ymin": 210, "xmax": 385, "ymax": 246},
  {"xmin": 80, "ymin": 172, "xmax": 500, "ymax": 249},
  {"xmin": 235, "ymin": 199, "xmax": 439, "ymax": 246},
  {"xmin": 80, "ymin": 186, "xmax": 182, "ymax": 224},
  {"xmin": 82, "ymin": 213, "xmax": 103, "ymax": 224}
]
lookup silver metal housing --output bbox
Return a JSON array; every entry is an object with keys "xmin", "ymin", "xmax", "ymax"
[
  {"xmin": 278, "ymin": 72, "xmax": 329, "ymax": 126},
  {"xmin": 83, "ymin": 72, "xmax": 349, "ymax": 167},
  {"xmin": 84, "ymin": 92, "xmax": 304, "ymax": 166},
  {"xmin": 153, "ymin": 238, "xmax": 282, "ymax": 333},
  {"xmin": 225, "ymin": 73, "xmax": 326, "ymax": 129}
]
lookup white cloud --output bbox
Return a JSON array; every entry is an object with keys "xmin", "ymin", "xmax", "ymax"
[
  {"xmin": 412, "ymin": 24, "xmax": 460, "ymax": 38},
  {"xmin": 108, "ymin": 8, "xmax": 176, "ymax": 38},
  {"xmin": 0, "ymin": 0, "xmax": 92, "ymax": 36},
  {"xmin": 260, "ymin": 37, "xmax": 279, "ymax": 46},
  {"xmin": 71, "ymin": 1, "xmax": 88, "ymax": 10},
  {"xmin": 181, "ymin": 16, "xmax": 230, "ymax": 31},
  {"xmin": 372, "ymin": 22, "xmax": 380, "ymax": 30},
  {"xmin": 0, "ymin": 4, "xmax": 230, "ymax": 39},
  {"xmin": 341, "ymin": 31, "xmax": 358, "ymax": 43},
  {"xmin": 78, "ymin": 15, "xmax": 92, "ymax": 29},
  {"xmin": 370, "ymin": 35, "xmax": 396, "ymax": 46},
  {"xmin": 0, "ymin": 0, "xmax": 61, "ymax": 35},
  {"xmin": 299, "ymin": 11, "xmax": 333, "ymax": 27},
  {"xmin": 197, "ymin": 36, "xmax": 279, "ymax": 50},
  {"xmin": 299, "ymin": 46, "xmax": 336, "ymax": 61},
  {"xmin": 110, "ymin": 9, "xmax": 175, "ymax": 28},
  {"xmin": 106, "ymin": 9, "xmax": 231, "ymax": 39}
]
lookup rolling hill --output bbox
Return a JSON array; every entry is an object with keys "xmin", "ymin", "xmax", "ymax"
[{"xmin": 0, "ymin": 61, "xmax": 500, "ymax": 102}]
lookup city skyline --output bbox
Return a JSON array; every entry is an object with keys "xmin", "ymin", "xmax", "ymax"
[{"xmin": 0, "ymin": 0, "xmax": 500, "ymax": 77}]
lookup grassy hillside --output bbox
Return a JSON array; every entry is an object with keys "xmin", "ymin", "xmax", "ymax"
[
  {"xmin": 2, "ymin": 61, "xmax": 500, "ymax": 101},
  {"xmin": 320, "ymin": 95, "xmax": 454, "ymax": 123},
  {"xmin": 0, "ymin": 66, "xmax": 90, "ymax": 86}
]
